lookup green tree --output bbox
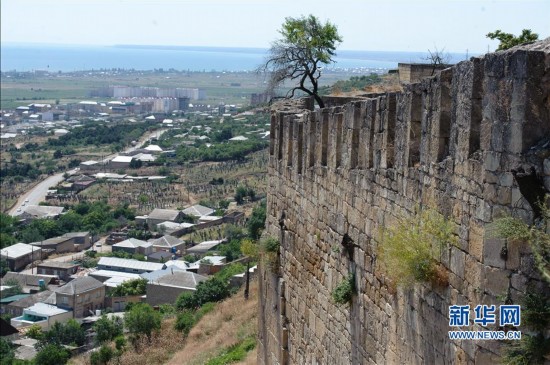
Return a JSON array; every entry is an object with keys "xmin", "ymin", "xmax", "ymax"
[
  {"xmin": 0, "ymin": 258, "xmax": 9, "ymax": 277},
  {"xmin": 26, "ymin": 324, "xmax": 44, "ymax": 340},
  {"xmin": 2, "ymin": 278, "xmax": 22, "ymax": 298},
  {"xmin": 487, "ymin": 29, "xmax": 539, "ymax": 51},
  {"xmin": 57, "ymin": 211, "xmax": 83, "ymax": 232},
  {"xmin": 124, "ymin": 303, "xmax": 162, "ymax": 340},
  {"xmin": 34, "ymin": 344, "xmax": 70, "ymax": 365},
  {"xmin": 109, "ymin": 278, "xmax": 148, "ymax": 297},
  {"xmin": 247, "ymin": 202, "xmax": 266, "ymax": 240},
  {"xmin": 40, "ymin": 319, "xmax": 86, "ymax": 348},
  {"xmin": 93, "ymin": 315, "xmax": 124, "ymax": 344},
  {"xmin": 175, "ymin": 277, "xmax": 230, "ymax": 311},
  {"xmin": 234, "ymin": 186, "xmax": 246, "ymax": 205},
  {"xmin": 260, "ymin": 15, "xmax": 342, "ymax": 108},
  {"xmin": 129, "ymin": 158, "xmax": 143, "ymax": 169},
  {"xmin": 0, "ymin": 214, "xmax": 18, "ymax": 249},
  {"xmin": 90, "ymin": 344, "xmax": 114, "ymax": 365},
  {"xmin": 0, "ymin": 338, "xmax": 15, "ymax": 365},
  {"xmin": 174, "ymin": 310, "xmax": 196, "ymax": 336}
]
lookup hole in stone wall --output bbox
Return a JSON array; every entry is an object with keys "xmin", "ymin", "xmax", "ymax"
[{"xmin": 341, "ymin": 233, "xmax": 356, "ymax": 262}]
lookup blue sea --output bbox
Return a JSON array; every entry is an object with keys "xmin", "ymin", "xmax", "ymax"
[{"xmin": 0, "ymin": 43, "xmax": 471, "ymax": 72}]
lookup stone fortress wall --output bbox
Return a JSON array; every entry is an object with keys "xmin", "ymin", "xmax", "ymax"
[{"xmin": 258, "ymin": 39, "xmax": 550, "ymax": 364}]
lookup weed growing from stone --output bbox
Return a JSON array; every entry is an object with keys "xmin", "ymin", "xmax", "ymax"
[
  {"xmin": 379, "ymin": 209, "xmax": 457, "ymax": 287},
  {"xmin": 331, "ymin": 274, "xmax": 355, "ymax": 305}
]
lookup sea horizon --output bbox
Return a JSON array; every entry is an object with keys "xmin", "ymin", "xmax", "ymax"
[{"xmin": 1, "ymin": 42, "xmax": 474, "ymax": 73}]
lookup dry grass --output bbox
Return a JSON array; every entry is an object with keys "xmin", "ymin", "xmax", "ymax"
[
  {"xmin": 166, "ymin": 280, "xmax": 258, "ymax": 365},
  {"xmin": 70, "ymin": 281, "xmax": 259, "ymax": 365}
]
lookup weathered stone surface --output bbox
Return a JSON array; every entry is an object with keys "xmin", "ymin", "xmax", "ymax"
[
  {"xmin": 483, "ymin": 237, "xmax": 506, "ymax": 268},
  {"xmin": 259, "ymin": 39, "xmax": 550, "ymax": 365}
]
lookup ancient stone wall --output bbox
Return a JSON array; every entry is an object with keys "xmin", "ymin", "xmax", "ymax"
[{"xmin": 258, "ymin": 39, "xmax": 550, "ymax": 364}]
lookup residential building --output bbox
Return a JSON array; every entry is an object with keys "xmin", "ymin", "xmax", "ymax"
[
  {"xmin": 36, "ymin": 262, "xmax": 79, "ymax": 281},
  {"xmin": 30, "ymin": 231, "xmax": 93, "ymax": 254},
  {"xmin": 63, "ymin": 231, "xmax": 94, "ymax": 251},
  {"xmin": 145, "ymin": 270, "xmax": 207, "ymax": 306},
  {"xmin": 109, "ymin": 156, "xmax": 132, "ymax": 169},
  {"xmin": 186, "ymin": 240, "xmax": 225, "ymax": 255},
  {"xmin": 89, "ymin": 270, "xmax": 142, "ymax": 284},
  {"xmin": 55, "ymin": 276, "xmax": 105, "ymax": 318},
  {"xmin": 147, "ymin": 251, "xmax": 173, "ymax": 263},
  {"xmin": 16, "ymin": 205, "xmax": 64, "ymax": 221},
  {"xmin": 187, "ymin": 256, "xmax": 227, "ymax": 274},
  {"xmin": 97, "ymin": 257, "xmax": 165, "ymax": 274},
  {"xmin": 149, "ymin": 235, "xmax": 185, "ymax": 254},
  {"xmin": 0, "ymin": 244, "xmax": 42, "ymax": 271},
  {"xmin": 147, "ymin": 208, "xmax": 186, "ymax": 229},
  {"xmin": 79, "ymin": 160, "xmax": 100, "ymax": 171},
  {"xmin": 68, "ymin": 175, "xmax": 96, "ymax": 192},
  {"xmin": 11, "ymin": 302, "xmax": 72, "ymax": 330},
  {"xmin": 1, "ymin": 290, "xmax": 55, "ymax": 317},
  {"xmin": 182, "ymin": 204, "xmax": 214, "ymax": 218},
  {"xmin": 155, "ymin": 221, "xmax": 194, "ymax": 235},
  {"xmin": 30, "ymin": 237, "xmax": 74, "ymax": 254},
  {"xmin": 112, "ymin": 238, "xmax": 153, "ymax": 256},
  {"xmin": 1, "ymin": 273, "xmax": 56, "ymax": 293}
]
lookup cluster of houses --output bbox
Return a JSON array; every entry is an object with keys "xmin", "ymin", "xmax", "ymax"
[
  {"xmin": 1, "ymin": 202, "xmax": 251, "ymax": 343},
  {"xmin": 1, "ymin": 241, "xmax": 254, "ymax": 331}
]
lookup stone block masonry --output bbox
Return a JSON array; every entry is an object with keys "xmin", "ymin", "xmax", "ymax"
[{"xmin": 258, "ymin": 39, "xmax": 550, "ymax": 365}]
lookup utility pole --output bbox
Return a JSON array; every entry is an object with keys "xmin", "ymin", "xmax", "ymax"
[{"xmin": 244, "ymin": 259, "xmax": 250, "ymax": 300}]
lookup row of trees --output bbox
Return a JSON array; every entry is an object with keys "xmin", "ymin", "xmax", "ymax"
[
  {"xmin": 174, "ymin": 140, "xmax": 268, "ymax": 163},
  {"xmin": 47, "ymin": 122, "xmax": 153, "ymax": 148},
  {"xmin": 0, "ymin": 201, "xmax": 135, "ymax": 249}
]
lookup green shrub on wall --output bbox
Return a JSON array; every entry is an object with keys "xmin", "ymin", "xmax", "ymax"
[
  {"xmin": 379, "ymin": 209, "xmax": 457, "ymax": 287},
  {"xmin": 331, "ymin": 274, "xmax": 355, "ymax": 305},
  {"xmin": 260, "ymin": 237, "xmax": 280, "ymax": 272},
  {"xmin": 489, "ymin": 212, "xmax": 549, "ymax": 282}
]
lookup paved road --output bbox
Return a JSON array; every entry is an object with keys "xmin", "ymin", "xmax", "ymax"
[
  {"xmin": 8, "ymin": 129, "xmax": 166, "ymax": 217},
  {"xmin": 8, "ymin": 169, "xmax": 78, "ymax": 216}
]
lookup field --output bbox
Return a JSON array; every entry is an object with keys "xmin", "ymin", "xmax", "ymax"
[
  {"xmin": 1, "ymin": 69, "xmax": 371, "ymax": 110},
  {"xmin": 67, "ymin": 149, "xmax": 268, "ymax": 216}
]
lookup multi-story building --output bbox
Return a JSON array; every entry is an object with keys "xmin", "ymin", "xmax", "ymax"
[{"xmin": 55, "ymin": 276, "xmax": 105, "ymax": 318}]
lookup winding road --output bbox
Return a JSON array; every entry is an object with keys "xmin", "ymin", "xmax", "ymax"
[{"xmin": 8, "ymin": 128, "xmax": 167, "ymax": 216}]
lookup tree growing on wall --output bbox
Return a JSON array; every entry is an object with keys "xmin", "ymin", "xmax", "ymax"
[
  {"xmin": 486, "ymin": 29, "xmax": 539, "ymax": 51},
  {"xmin": 260, "ymin": 15, "xmax": 342, "ymax": 108},
  {"xmin": 424, "ymin": 47, "xmax": 451, "ymax": 75}
]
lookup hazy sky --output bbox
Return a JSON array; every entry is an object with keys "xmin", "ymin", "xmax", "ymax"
[{"xmin": 2, "ymin": 0, "xmax": 549, "ymax": 53}]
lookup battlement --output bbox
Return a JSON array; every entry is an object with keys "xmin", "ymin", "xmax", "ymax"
[
  {"xmin": 270, "ymin": 47, "xmax": 549, "ymax": 178},
  {"xmin": 259, "ymin": 39, "xmax": 550, "ymax": 365}
]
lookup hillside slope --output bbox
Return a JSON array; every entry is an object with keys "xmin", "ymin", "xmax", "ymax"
[{"xmin": 167, "ymin": 280, "xmax": 258, "ymax": 365}]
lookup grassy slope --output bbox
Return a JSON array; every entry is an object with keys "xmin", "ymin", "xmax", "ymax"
[
  {"xmin": 166, "ymin": 279, "xmax": 258, "ymax": 365},
  {"xmin": 69, "ymin": 280, "xmax": 258, "ymax": 365}
]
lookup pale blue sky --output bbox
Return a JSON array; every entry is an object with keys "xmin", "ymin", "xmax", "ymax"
[{"xmin": 2, "ymin": 0, "xmax": 549, "ymax": 53}]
